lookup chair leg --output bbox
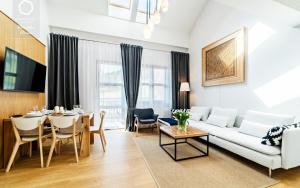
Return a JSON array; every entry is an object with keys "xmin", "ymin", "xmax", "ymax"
[
  {"xmin": 100, "ymin": 134, "xmax": 106, "ymax": 152},
  {"xmin": 39, "ymin": 138, "xmax": 44, "ymax": 168},
  {"xmin": 79, "ymin": 133, "xmax": 82, "ymax": 146},
  {"xmin": 136, "ymin": 126, "xmax": 139, "ymax": 137},
  {"xmin": 73, "ymin": 136, "xmax": 79, "ymax": 163},
  {"xmin": 101, "ymin": 131, "xmax": 106, "ymax": 145},
  {"xmin": 46, "ymin": 137, "xmax": 56, "ymax": 167},
  {"xmin": 6, "ymin": 142, "xmax": 20, "ymax": 172},
  {"xmin": 29, "ymin": 142, "xmax": 32, "ymax": 158},
  {"xmin": 58, "ymin": 141, "xmax": 62, "ymax": 155}
]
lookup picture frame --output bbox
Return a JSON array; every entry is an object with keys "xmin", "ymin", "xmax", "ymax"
[{"xmin": 202, "ymin": 28, "xmax": 247, "ymax": 87}]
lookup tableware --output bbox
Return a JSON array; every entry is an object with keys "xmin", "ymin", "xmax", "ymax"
[
  {"xmin": 54, "ymin": 106, "xmax": 59, "ymax": 113},
  {"xmin": 26, "ymin": 111, "xmax": 43, "ymax": 117},
  {"xmin": 64, "ymin": 111, "xmax": 77, "ymax": 116},
  {"xmin": 59, "ymin": 106, "xmax": 64, "ymax": 113}
]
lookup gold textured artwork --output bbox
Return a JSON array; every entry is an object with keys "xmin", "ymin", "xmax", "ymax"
[{"xmin": 202, "ymin": 28, "xmax": 246, "ymax": 87}]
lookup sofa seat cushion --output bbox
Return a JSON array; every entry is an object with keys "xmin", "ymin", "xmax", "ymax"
[
  {"xmin": 189, "ymin": 120, "xmax": 281, "ymax": 156},
  {"xmin": 139, "ymin": 119, "xmax": 156, "ymax": 124}
]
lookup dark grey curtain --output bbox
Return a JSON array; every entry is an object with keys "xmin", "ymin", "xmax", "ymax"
[
  {"xmin": 120, "ymin": 43, "xmax": 143, "ymax": 132},
  {"xmin": 48, "ymin": 33, "xmax": 79, "ymax": 110},
  {"xmin": 171, "ymin": 51, "xmax": 190, "ymax": 109}
]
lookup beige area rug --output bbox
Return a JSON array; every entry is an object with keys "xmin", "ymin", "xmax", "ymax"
[{"xmin": 133, "ymin": 135, "xmax": 279, "ymax": 188}]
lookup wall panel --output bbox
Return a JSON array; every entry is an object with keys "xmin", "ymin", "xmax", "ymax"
[{"xmin": 0, "ymin": 11, "xmax": 46, "ymax": 168}]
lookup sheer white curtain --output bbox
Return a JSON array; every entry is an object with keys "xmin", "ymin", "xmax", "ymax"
[
  {"xmin": 137, "ymin": 49, "xmax": 172, "ymax": 117},
  {"xmin": 78, "ymin": 40, "xmax": 126, "ymax": 129},
  {"xmin": 78, "ymin": 40, "xmax": 98, "ymax": 112}
]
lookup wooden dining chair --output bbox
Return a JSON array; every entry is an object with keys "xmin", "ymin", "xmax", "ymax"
[
  {"xmin": 90, "ymin": 111, "xmax": 106, "ymax": 152},
  {"xmin": 46, "ymin": 115, "xmax": 81, "ymax": 167},
  {"xmin": 6, "ymin": 116, "xmax": 49, "ymax": 172}
]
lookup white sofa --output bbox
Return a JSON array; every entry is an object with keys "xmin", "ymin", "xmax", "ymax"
[{"xmin": 188, "ymin": 107, "xmax": 298, "ymax": 177}]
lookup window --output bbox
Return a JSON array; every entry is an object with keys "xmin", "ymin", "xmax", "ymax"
[
  {"xmin": 108, "ymin": 0, "xmax": 161, "ymax": 23},
  {"xmin": 110, "ymin": 0, "xmax": 132, "ymax": 9},
  {"xmin": 137, "ymin": 49, "xmax": 172, "ymax": 117},
  {"xmin": 138, "ymin": 65, "xmax": 170, "ymax": 106},
  {"xmin": 136, "ymin": 0, "xmax": 159, "ymax": 23},
  {"xmin": 137, "ymin": 0, "xmax": 157, "ymax": 13},
  {"xmin": 97, "ymin": 61, "xmax": 127, "ymax": 129},
  {"xmin": 108, "ymin": 0, "xmax": 132, "ymax": 20}
]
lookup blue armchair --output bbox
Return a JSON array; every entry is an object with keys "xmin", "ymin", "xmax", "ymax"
[{"xmin": 134, "ymin": 108, "xmax": 159, "ymax": 136}]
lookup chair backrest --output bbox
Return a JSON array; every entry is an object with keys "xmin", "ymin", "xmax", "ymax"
[
  {"xmin": 48, "ymin": 115, "xmax": 79, "ymax": 129},
  {"xmin": 134, "ymin": 108, "xmax": 154, "ymax": 119},
  {"xmin": 11, "ymin": 117, "xmax": 42, "ymax": 131},
  {"xmin": 99, "ymin": 111, "xmax": 106, "ymax": 130}
]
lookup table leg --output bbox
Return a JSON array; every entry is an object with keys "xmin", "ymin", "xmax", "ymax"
[
  {"xmin": 174, "ymin": 139, "xmax": 177, "ymax": 161},
  {"xmin": 207, "ymin": 135, "xmax": 209, "ymax": 156},
  {"xmin": 159, "ymin": 130, "xmax": 161, "ymax": 146},
  {"xmin": 80, "ymin": 115, "xmax": 91, "ymax": 157},
  {"xmin": 90, "ymin": 117, "xmax": 95, "ymax": 145}
]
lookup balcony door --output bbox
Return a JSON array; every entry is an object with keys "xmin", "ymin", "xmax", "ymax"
[{"xmin": 97, "ymin": 61, "xmax": 127, "ymax": 129}]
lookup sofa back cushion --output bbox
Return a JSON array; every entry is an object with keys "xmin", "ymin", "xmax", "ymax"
[
  {"xmin": 239, "ymin": 120, "xmax": 273, "ymax": 138},
  {"xmin": 210, "ymin": 107, "xmax": 238, "ymax": 127},
  {"xmin": 244, "ymin": 110, "xmax": 295, "ymax": 126},
  {"xmin": 206, "ymin": 115, "xmax": 229, "ymax": 128},
  {"xmin": 190, "ymin": 106, "xmax": 211, "ymax": 121}
]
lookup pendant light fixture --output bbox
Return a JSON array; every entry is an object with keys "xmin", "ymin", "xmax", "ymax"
[
  {"xmin": 161, "ymin": 0, "xmax": 169, "ymax": 12},
  {"xmin": 143, "ymin": 0, "xmax": 169, "ymax": 39},
  {"xmin": 144, "ymin": 0, "xmax": 153, "ymax": 39},
  {"xmin": 152, "ymin": 0, "xmax": 161, "ymax": 24}
]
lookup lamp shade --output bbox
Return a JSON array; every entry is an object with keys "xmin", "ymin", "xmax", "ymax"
[{"xmin": 180, "ymin": 82, "xmax": 190, "ymax": 92}]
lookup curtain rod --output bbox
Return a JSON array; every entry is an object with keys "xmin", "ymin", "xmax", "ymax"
[{"xmin": 78, "ymin": 38, "xmax": 184, "ymax": 53}]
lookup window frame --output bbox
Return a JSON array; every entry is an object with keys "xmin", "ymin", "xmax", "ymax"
[
  {"xmin": 96, "ymin": 61, "xmax": 127, "ymax": 124},
  {"xmin": 138, "ymin": 64, "xmax": 170, "ymax": 106},
  {"xmin": 109, "ymin": 0, "xmax": 132, "ymax": 10},
  {"xmin": 137, "ymin": 0, "xmax": 158, "ymax": 14}
]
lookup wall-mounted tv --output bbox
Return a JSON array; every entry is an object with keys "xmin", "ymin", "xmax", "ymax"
[{"xmin": 1, "ymin": 47, "xmax": 46, "ymax": 93}]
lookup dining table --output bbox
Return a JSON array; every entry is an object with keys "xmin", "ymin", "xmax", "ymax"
[{"xmin": 2, "ymin": 112, "xmax": 95, "ymax": 168}]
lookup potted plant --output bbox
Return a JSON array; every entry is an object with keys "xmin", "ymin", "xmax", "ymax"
[{"xmin": 173, "ymin": 111, "xmax": 190, "ymax": 132}]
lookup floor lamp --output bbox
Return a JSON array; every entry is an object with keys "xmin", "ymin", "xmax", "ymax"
[{"xmin": 180, "ymin": 82, "xmax": 190, "ymax": 109}]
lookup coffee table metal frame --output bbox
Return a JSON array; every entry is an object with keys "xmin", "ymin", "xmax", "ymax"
[{"xmin": 159, "ymin": 129, "xmax": 209, "ymax": 161}]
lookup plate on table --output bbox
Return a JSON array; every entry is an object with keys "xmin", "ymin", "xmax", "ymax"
[
  {"xmin": 42, "ymin": 110, "xmax": 54, "ymax": 115},
  {"xmin": 63, "ymin": 111, "xmax": 78, "ymax": 116},
  {"xmin": 26, "ymin": 112, "xmax": 43, "ymax": 118}
]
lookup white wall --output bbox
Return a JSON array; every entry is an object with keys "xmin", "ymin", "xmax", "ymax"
[
  {"xmin": 47, "ymin": 4, "xmax": 189, "ymax": 48},
  {"xmin": 189, "ymin": 0, "xmax": 300, "ymax": 120},
  {"xmin": 50, "ymin": 27, "xmax": 188, "ymax": 53}
]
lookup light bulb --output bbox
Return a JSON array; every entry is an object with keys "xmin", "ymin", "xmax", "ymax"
[
  {"xmin": 161, "ymin": 0, "xmax": 169, "ymax": 12},
  {"xmin": 153, "ymin": 10, "xmax": 161, "ymax": 24},
  {"xmin": 148, "ymin": 19, "xmax": 154, "ymax": 31},
  {"xmin": 144, "ymin": 25, "xmax": 152, "ymax": 39}
]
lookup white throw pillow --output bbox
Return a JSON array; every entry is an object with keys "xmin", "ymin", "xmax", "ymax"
[
  {"xmin": 244, "ymin": 110, "xmax": 295, "ymax": 126},
  {"xmin": 190, "ymin": 106, "xmax": 211, "ymax": 121},
  {"xmin": 190, "ymin": 112, "xmax": 202, "ymax": 121},
  {"xmin": 210, "ymin": 107, "xmax": 238, "ymax": 127},
  {"xmin": 206, "ymin": 115, "xmax": 229, "ymax": 128},
  {"xmin": 239, "ymin": 120, "xmax": 273, "ymax": 138}
]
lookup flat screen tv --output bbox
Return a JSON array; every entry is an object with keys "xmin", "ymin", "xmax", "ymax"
[{"xmin": 1, "ymin": 47, "xmax": 46, "ymax": 93}]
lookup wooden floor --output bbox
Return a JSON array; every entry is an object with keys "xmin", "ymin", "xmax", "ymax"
[
  {"xmin": 1, "ymin": 130, "xmax": 300, "ymax": 188},
  {"xmin": 0, "ymin": 131, "xmax": 157, "ymax": 188}
]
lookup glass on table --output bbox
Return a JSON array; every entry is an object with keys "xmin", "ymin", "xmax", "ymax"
[
  {"xmin": 33, "ymin": 105, "xmax": 39, "ymax": 112},
  {"xmin": 73, "ymin": 105, "xmax": 81, "ymax": 112}
]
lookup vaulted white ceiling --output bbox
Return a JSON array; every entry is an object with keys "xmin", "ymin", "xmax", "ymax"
[{"xmin": 47, "ymin": 0, "xmax": 208, "ymax": 33}]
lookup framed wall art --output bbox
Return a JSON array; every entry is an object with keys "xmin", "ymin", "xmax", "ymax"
[{"xmin": 202, "ymin": 28, "xmax": 247, "ymax": 87}]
